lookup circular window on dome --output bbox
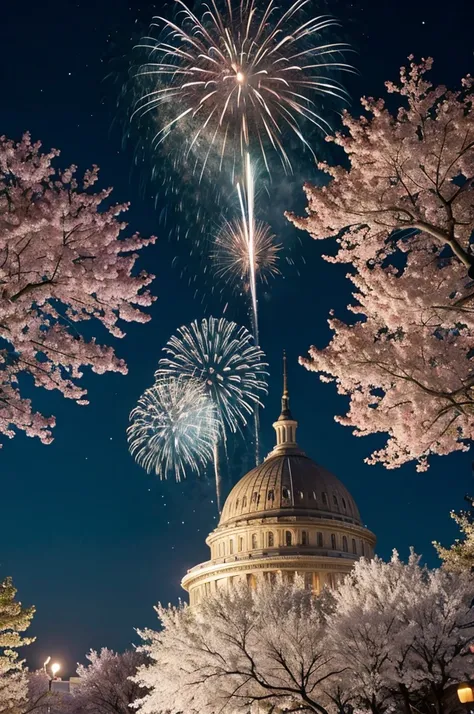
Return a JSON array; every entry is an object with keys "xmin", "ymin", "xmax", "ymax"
[{"xmin": 282, "ymin": 487, "xmax": 290, "ymax": 500}]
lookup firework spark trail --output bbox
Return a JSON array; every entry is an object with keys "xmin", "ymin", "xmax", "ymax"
[
  {"xmin": 236, "ymin": 154, "xmax": 259, "ymax": 344},
  {"xmin": 236, "ymin": 157, "xmax": 267, "ymax": 465},
  {"xmin": 240, "ymin": 154, "xmax": 261, "ymax": 464},
  {"xmin": 131, "ymin": 0, "xmax": 350, "ymax": 465}
]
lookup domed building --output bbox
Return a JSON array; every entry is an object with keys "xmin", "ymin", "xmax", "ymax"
[{"xmin": 182, "ymin": 357, "xmax": 376, "ymax": 605}]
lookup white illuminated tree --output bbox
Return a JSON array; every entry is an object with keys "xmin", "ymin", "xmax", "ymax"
[
  {"xmin": 134, "ymin": 578, "xmax": 338, "ymax": 714},
  {"xmin": 69, "ymin": 649, "xmax": 147, "ymax": 714},
  {"xmin": 329, "ymin": 551, "xmax": 474, "ymax": 714},
  {"xmin": 0, "ymin": 578, "xmax": 34, "ymax": 714},
  {"xmin": 134, "ymin": 556, "xmax": 474, "ymax": 714}
]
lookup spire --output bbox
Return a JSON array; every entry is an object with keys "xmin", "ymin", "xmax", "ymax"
[
  {"xmin": 279, "ymin": 350, "xmax": 292, "ymax": 420},
  {"xmin": 270, "ymin": 351, "xmax": 301, "ymax": 455}
]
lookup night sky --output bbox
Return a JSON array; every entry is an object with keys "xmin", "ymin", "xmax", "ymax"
[{"xmin": 2, "ymin": 0, "xmax": 474, "ymax": 677}]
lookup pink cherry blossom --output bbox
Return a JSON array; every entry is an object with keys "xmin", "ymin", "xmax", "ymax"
[
  {"xmin": 434, "ymin": 506, "xmax": 474, "ymax": 571},
  {"xmin": 288, "ymin": 59, "xmax": 474, "ymax": 471},
  {"xmin": 0, "ymin": 134, "xmax": 156, "ymax": 446}
]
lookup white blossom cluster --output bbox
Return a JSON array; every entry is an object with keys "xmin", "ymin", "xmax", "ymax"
[
  {"xmin": 0, "ymin": 577, "xmax": 34, "ymax": 714},
  {"xmin": 134, "ymin": 553, "xmax": 474, "ymax": 714}
]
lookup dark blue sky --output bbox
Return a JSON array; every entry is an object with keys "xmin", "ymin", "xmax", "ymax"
[{"xmin": 1, "ymin": 0, "xmax": 473, "ymax": 676}]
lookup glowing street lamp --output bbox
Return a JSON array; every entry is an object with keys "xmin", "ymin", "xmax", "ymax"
[
  {"xmin": 43, "ymin": 658, "xmax": 61, "ymax": 714},
  {"xmin": 43, "ymin": 657, "xmax": 61, "ymax": 685},
  {"xmin": 458, "ymin": 682, "xmax": 474, "ymax": 712}
]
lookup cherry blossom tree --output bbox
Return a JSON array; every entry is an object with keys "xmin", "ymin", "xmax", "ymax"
[
  {"xmin": 434, "ymin": 501, "xmax": 474, "ymax": 571},
  {"xmin": 68, "ymin": 649, "xmax": 147, "ymax": 714},
  {"xmin": 288, "ymin": 59, "xmax": 474, "ymax": 471},
  {"xmin": 22, "ymin": 672, "xmax": 64, "ymax": 714},
  {"xmin": 329, "ymin": 551, "xmax": 474, "ymax": 714},
  {"xmin": 0, "ymin": 134, "xmax": 156, "ymax": 446},
  {"xmin": 134, "ymin": 578, "xmax": 340, "ymax": 714},
  {"xmin": 0, "ymin": 577, "xmax": 35, "ymax": 714},
  {"xmin": 134, "ymin": 558, "xmax": 474, "ymax": 714},
  {"xmin": 21, "ymin": 650, "xmax": 146, "ymax": 714}
]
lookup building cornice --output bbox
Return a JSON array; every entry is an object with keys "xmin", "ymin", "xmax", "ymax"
[
  {"xmin": 181, "ymin": 552, "xmax": 359, "ymax": 591},
  {"xmin": 206, "ymin": 516, "xmax": 376, "ymax": 546}
]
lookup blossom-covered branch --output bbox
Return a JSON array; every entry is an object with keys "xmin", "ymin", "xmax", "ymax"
[
  {"xmin": 434, "ymin": 500, "xmax": 474, "ymax": 572},
  {"xmin": 134, "ymin": 579, "xmax": 338, "ymax": 714},
  {"xmin": 0, "ymin": 577, "xmax": 34, "ymax": 714},
  {"xmin": 134, "ymin": 555, "xmax": 474, "ymax": 714},
  {"xmin": 330, "ymin": 551, "xmax": 474, "ymax": 714},
  {"xmin": 0, "ymin": 134, "xmax": 156, "ymax": 445},
  {"xmin": 68, "ymin": 649, "xmax": 147, "ymax": 714},
  {"xmin": 288, "ymin": 59, "xmax": 474, "ymax": 470}
]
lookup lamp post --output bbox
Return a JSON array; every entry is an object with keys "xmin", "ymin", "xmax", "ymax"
[
  {"xmin": 43, "ymin": 658, "xmax": 61, "ymax": 714},
  {"xmin": 458, "ymin": 682, "xmax": 474, "ymax": 713}
]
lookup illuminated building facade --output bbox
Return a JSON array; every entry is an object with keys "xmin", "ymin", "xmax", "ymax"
[{"xmin": 182, "ymin": 357, "xmax": 376, "ymax": 604}]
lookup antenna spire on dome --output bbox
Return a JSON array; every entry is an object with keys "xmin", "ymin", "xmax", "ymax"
[
  {"xmin": 279, "ymin": 350, "xmax": 292, "ymax": 420},
  {"xmin": 269, "ymin": 351, "xmax": 301, "ymax": 455}
]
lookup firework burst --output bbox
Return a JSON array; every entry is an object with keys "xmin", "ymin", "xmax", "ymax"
[
  {"xmin": 156, "ymin": 316, "xmax": 268, "ymax": 509},
  {"xmin": 212, "ymin": 216, "xmax": 280, "ymax": 290},
  {"xmin": 132, "ymin": 0, "xmax": 351, "ymax": 175},
  {"xmin": 156, "ymin": 317, "xmax": 268, "ymax": 433},
  {"xmin": 128, "ymin": 376, "xmax": 219, "ymax": 481},
  {"xmin": 128, "ymin": 1, "xmax": 348, "ymax": 472}
]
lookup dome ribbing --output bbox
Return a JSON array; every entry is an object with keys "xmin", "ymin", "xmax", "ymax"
[{"xmin": 219, "ymin": 453, "xmax": 361, "ymax": 526}]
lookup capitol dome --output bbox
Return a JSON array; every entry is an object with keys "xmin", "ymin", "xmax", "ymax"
[
  {"xmin": 182, "ymin": 356, "xmax": 376, "ymax": 605},
  {"xmin": 219, "ymin": 454, "xmax": 362, "ymax": 527}
]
